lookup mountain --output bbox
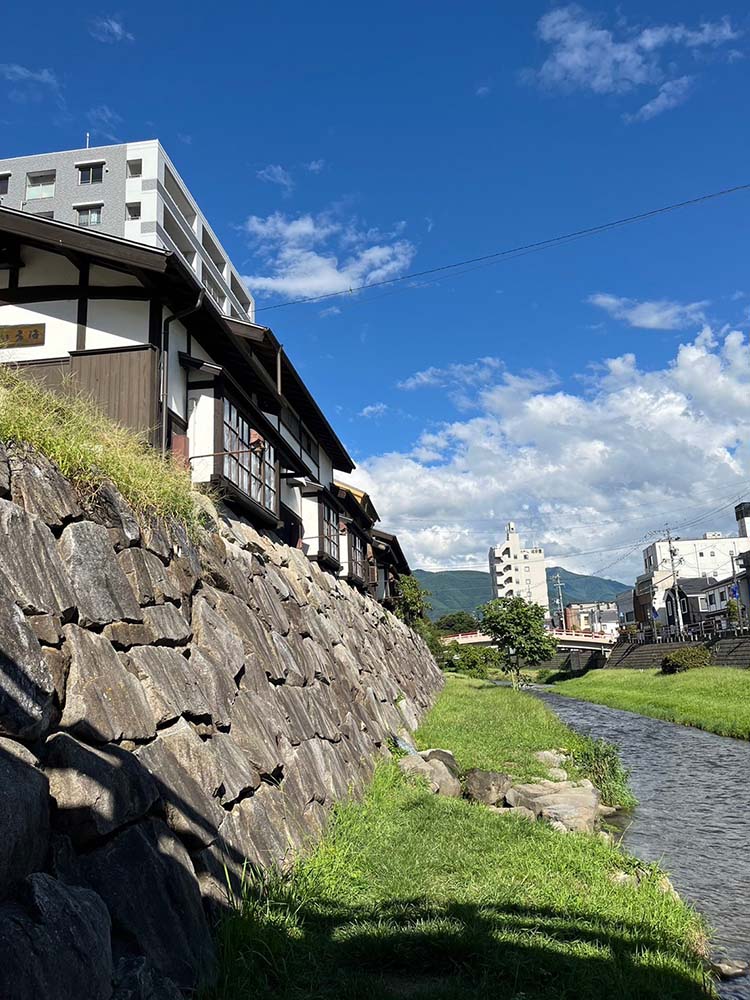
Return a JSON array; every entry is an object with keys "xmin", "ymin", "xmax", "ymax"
[
  {"xmin": 545, "ymin": 566, "xmax": 628, "ymax": 606},
  {"xmin": 413, "ymin": 570, "xmax": 492, "ymax": 619},
  {"xmin": 413, "ymin": 566, "xmax": 628, "ymax": 621}
]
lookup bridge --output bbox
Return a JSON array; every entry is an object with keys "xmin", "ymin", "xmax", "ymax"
[{"xmin": 442, "ymin": 629, "xmax": 617, "ymax": 653}]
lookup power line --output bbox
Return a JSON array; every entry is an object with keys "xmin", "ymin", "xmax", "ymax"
[{"xmin": 255, "ymin": 181, "xmax": 750, "ymax": 313}]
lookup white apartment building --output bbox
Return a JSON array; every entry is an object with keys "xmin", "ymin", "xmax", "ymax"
[
  {"xmin": 0, "ymin": 140, "xmax": 254, "ymax": 321},
  {"xmin": 637, "ymin": 514, "xmax": 750, "ymax": 619},
  {"xmin": 488, "ymin": 522, "xmax": 549, "ymax": 612}
]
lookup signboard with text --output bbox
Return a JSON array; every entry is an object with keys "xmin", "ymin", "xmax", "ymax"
[{"xmin": 0, "ymin": 324, "xmax": 46, "ymax": 349}]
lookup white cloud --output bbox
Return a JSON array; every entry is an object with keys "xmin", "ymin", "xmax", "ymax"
[
  {"xmin": 359, "ymin": 403, "xmax": 389, "ymax": 419},
  {"xmin": 242, "ymin": 208, "xmax": 415, "ymax": 300},
  {"xmin": 626, "ymin": 76, "xmax": 692, "ymax": 122},
  {"xmin": 319, "ymin": 305, "xmax": 341, "ymax": 318},
  {"xmin": 476, "ymin": 85, "xmax": 491, "ymax": 97},
  {"xmin": 528, "ymin": 6, "xmax": 739, "ymax": 120},
  {"xmin": 397, "ymin": 357, "xmax": 505, "ymax": 391},
  {"xmin": 89, "ymin": 16, "xmax": 134, "ymax": 43},
  {"xmin": 588, "ymin": 292, "xmax": 709, "ymax": 330},
  {"xmin": 306, "ymin": 159, "xmax": 325, "ymax": 173},
  {"xmin": 353, "ymin": 329, "xmax": 750, "ymax": 577},
  {"xmin": 87, "ymin": 104, "xmax": 122, "ymax": 142},
  {"xmin": 0, "ymin": 64, "xmax": 63, "ymax": 106},
  {"xmin": 256, "ymin": 164, "xmax": 294, "ymax": 195}
]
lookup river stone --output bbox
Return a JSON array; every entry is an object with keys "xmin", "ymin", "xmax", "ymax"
[
  {"xmin": 0, "ymin": 738, "xmax": 50, "ymax": 897},
  {"xmin": 44, "ymin": 732, "xmax": 159, "ymax": 847},
  {"xmin": 0, "ymin": 873, "xmax": 112, "ymax": 1000},
  {"xmin": 76, "ymin": 817, "xmax": 214, "ymax": 989},
  {"xmin": 534, "ymin": 749, "xmax": 567, "ymax": 769},
  {"xmin": 0, "ymin": 499, "xmax": 76, "ymax": 616},
  {"xmin": 60, "ymin": 625, "xmax": 156, "ymax": 743},
  {"xmin": 135, "ymin": 718, "xmax": 223, "ymax": 848},
  {"xmin": 711, "ymin": 959, "xmax": 749, "ymax": 980},
  {"xmin": 505, "ymin": 780, "xmax": 600, "ymax": 834},
  {"xmin": 419, "ymin": 748, "xmax": 460, "ymax": 777},
  {"xmin": 58, "ymin": 521, "xmax": 142, "ymax": 626},
  {"xmin": 9, "ymin": 448, "xmax": 82, "ymax": 529},
  {"xmin": 85, "ymin": 479, "xmax": 141, "ymax": 550},
  {"xmin": 125, "ymin": 645, "xmax": 211, "ymax": 725},
  {"xmin": 463, "ymin": 768, "xmax": 513, "ymax": 806},
  {"xmin": 398, "ymin": 754, "xmax": 462, "ymax": 797},
  {"xmin": 118, "ymin": 547, "xmax": 180, "ymax": 606},
  {"xmin": 0, "ymin": 596, "xmax": 54, "ymax": 740},
  {"xmin": 112, "ymin": 957, "xmax": 184, "ymax": 1000}
]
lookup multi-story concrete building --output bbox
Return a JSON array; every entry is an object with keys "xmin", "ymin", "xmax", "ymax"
[
  {"xmin": 0, "ymin": 140, "xmax": 254, "ymax": 321},
  {"xmin": 488, "ymin": 522, "xmax": 549, "ymax": 612},
  {"xmin": 635, "ymin": 512, "xmax": 750, "ymax": 622}
]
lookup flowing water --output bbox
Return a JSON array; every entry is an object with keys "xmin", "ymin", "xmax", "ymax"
[{"xmin": 532, "ymin": 690, "xmax": 750, "ymax": 999}]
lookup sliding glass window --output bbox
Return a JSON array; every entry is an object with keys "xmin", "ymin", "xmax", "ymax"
[{"xmin": 223, "ymin": 399, "xmax": 277, "ymax": 513}]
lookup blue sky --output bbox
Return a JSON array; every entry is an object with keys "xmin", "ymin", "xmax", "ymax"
[{"xmin": 4, "ymin": 2, "xmax": 750, "ymax": 580}]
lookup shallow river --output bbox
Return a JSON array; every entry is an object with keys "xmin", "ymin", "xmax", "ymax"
[{"xmin": 532, "ymin": 690, "xmax": 750, "ymax": 999}]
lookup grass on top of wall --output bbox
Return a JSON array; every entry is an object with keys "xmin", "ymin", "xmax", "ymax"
[
  {"xmin": 415, "ymin": 675, "xmax": 635, "ymax": 808},
  {"xmin": 206, "ymin": 763, "xmax": 712, "ymax": 1000},
  {"xmin": 550, "ymin": 667, "xmax": 750, "ymax": 740},
  {"xmin": 0, "ymin": 366, "xmax": 199, "ymax": 530}
]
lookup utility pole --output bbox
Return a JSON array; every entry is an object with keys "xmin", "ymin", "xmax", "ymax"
[
  {"xmin": 730, "ymin": 551, "xmax": 744, "ymax": 629},
  {"xmin": 666, "ymin": 524, "xmax": 684, "ymax": 636},
  {"xmin": 553, "ymin": 572, "xmax": 565, "ymax": 629}
]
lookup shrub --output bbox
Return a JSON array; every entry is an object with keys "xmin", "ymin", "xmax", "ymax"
[
  {"xmin": 570, "ymin": 738, "xmax": 637, "ymax": 809},
  {"xmin": 444, "ymin": 644, "xmax": 503, "ymax": 680},
  {"xmin": 661, "ymin": 645, "xmax": 712, "ymax": 674}
]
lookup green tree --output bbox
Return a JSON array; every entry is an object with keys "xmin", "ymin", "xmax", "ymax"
[
  {"xmin": 726, "ymin": 598, "xmax": 740, "ymax": 625},
  {"xmin": 478, "ymin": 596, "xmax": 557, "ymax": 689},
  {"xmin": 434, "ymin": 610, "xmax": 478, "ymax": 635},
  {"xmin": 393, "ymin": 575, "xmax": 431, "ymax": 627}
]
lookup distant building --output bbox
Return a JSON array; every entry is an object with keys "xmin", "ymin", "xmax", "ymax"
[
  {"xmin": 564, "ymin": 601, "xmax": 618, "ymax": 635},
  {"xmin": 615, "ymin": 589, "xmax": 635, "ymax": 625},
  {"xmin": 488, "ymin": 522, "xmax": 549, "ymax": 612},
  {"xmin": 636, "ymin": 511, "xmax": 750, "ymax": 622}
]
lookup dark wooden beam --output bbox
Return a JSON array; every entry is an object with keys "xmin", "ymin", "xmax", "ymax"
[
  {"xmin": 76, "ymin": 261, "xmax": 89, "ymax": 351},
  {"xmin": 0, "ymin": 284, "xmax": 153, "ymax": 305}
]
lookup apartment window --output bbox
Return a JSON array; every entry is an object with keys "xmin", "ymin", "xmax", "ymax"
[
  {"xmin": 126, "ymin": 202, "xmax": 141, "ymax": 220},
  {"xmin": 126, "ymin": 159, "xmax": 142, "ymax": 178},
  {"xmin": 699, "ymin": 551, "xmax": 704, "ymax": 558},
  {"xmin": 719, "ymin": 590, "xmax": 727, "ymax": 602},
  {"xmin": 680, "ymin": 598, "xmax": 688, "ymax": 613},
  {"xmin": 26, "ymin": 172, "xmax": 55, "ymax": 200},
  {"xmin": 76, "ymin": 205, "xmax": 102, "ymax": 227},
  {"xmin": 708, "ymin": 593, "xmax": 716, "ymax": 607},
  {"xmin": 710, "ymin": 551, "xmax": 716, "ymax": 558},
  {"xmin": 321, "ymin": 502, "xmax": 340, "ymax": 563},
  {"xmin": 203, "ymin": 269, "xmax": 225, "ymax": 309},
  {"xmin": 78, "ymin": 163, "xmax": 103, "ymax": 185},
  {"xmin": 222, "ymin": 399, "xmax": 277, "ymax": 513},
  {"xmin": 524, "ymin": 566, "xmax": 530, "ymax": 572},
  {"xmin": 350, "ymin": 531, "xmax": 366, "ymax": 581},
  {"xmin": 33, "ymin": 211, "xmax": 54, "ymax": 219},
  {"xmin": 0, "ymin": 174, "xmax": 9, "ymax": 196}
]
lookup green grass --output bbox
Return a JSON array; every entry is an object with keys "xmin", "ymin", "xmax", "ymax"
[
  {"xmin": 551, "ymin": 668, "xmax": 750, "ymax": 740},
  {"xmin": 0, "ymin": 366, "xmax": 199, "ymax": 529},
  {"xmin": 206, "ymin": 679, "xmax": 713, "ymax": 1000},
  {"xmin": 416, "ymin": 675, "xmax": 635, "ymax": 807}
]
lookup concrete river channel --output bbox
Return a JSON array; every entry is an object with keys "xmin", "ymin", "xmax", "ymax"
[{"xmin": 532, "ymin": 690, "xmax": 750, "ymax": 1000}]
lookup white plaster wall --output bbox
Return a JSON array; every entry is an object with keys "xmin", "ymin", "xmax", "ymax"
[
  {"xmin": 300, "ymin": 493, "xmax": 321, "ymax": 557},
  {"xmin": 167, "ymin": 317, "xmax": 188, "ymax": 419},
  {"xmin": 86, "ymin": 300, "xmax": 149, "ymax": 350},
  {"xmin": 187, "ymin": 387, "xmax": 215, "ymax": 484},
  {"xmin": 89, "ymin": 264, "xmax": 142, "ymax": 288},
  {"xmin": 0, "ymin": 301, "xmax": 77, "ymax": 361},
  {"xmin": 18, "ymin": 247, "xmax": 78, "ymax": 286},
  {"xmin": 280, "ymin": 479, "xmax": 303, "ymax": 517},
  {"xmin": 318, "ymin": 449, "xmax": 334, "ymax": 488}
]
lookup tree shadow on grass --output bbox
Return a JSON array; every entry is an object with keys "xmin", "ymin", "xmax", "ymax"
[{"xmin": 208, "ymin": 886, "xmax": 713, "ymax": 1000}]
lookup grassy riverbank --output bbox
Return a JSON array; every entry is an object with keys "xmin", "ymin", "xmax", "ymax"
[
  {"xmin": 551, "ymin": 668, "xmax": 750, "ymax": 740},
  {"xmin": 207, "ymin": 678, "xmax": 712, "ymax": 1000}
]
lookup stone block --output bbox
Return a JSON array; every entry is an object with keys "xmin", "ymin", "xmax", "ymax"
[
  {"xmin": 118, "ymin": 547, "xmax": 180, "ymax": 606},
  {"xmin": 112, "ymin": 957, "xmax": 184, "ymax": 1000},
  {"xmin": 135, "ymin": 719, "xmax": 223, "ymax": 849},
  {"xmin": 60, "ymin": 625, "xmax": 156, "ymax": 743},
  {"xmin": 0, "ymin": 875, "xmax": 112, "ymax": 1000},
  {"xmin": 0, "ymin": 499, "xmax": 76, "ymax": 616},
  {"xmin": 9, "ymin": 448, "xmax": 82, "ymax": 529},
  {"xmin": 28, "ymin": 613, "xmax": 62, "ymax": 646},
  {"xmin": 0, "ymin": 596, "xmax": 54, "ymax": 740},
  {"xmin": 76, "ymin": 817, "xmax": 214, "ymax": 990},
  {"xmin": 125, "ymin": 646, "xmax": 211, "ymax": 726},
  {"xmin": 58, "ymin": 521, "xmax": 142, "ymax": 626},
  {"xmin": 44, "ymin": 732, "xmax": 159, "ymax": 847},
  {"xmin": 210, "ymin": 731, "xmax": 261, "ymax": 806},
  {"xmin": 463, "ymin": 768, "xmax": 513, "ymax": 806},
  {"xmin": 84, "ymin": 479, "xmax": 141, "ymax": 550},
  {"xmin": 0, "ymin": 738, "xmax": 49, "ymax": 897}
]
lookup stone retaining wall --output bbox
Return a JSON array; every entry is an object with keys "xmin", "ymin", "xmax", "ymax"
[
  {"xmin": 0, "ymin": 444, "xmax": 443, "ymax": 999},
  {"xmin": 607, "ymin": 637, "xmax": 750, "ymax": 670}
]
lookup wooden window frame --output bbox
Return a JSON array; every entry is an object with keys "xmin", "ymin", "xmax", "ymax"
[
  {"xmin": 348, "ymin": 528, "xmax": 366, "ymax": 583},
  {"xmin": 221, "ymin": 396, "xmax": 279, "ymax": 516},
  {"xmin": 319, "ymin": 499, "xmax": 340, "ymax": 565}
]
